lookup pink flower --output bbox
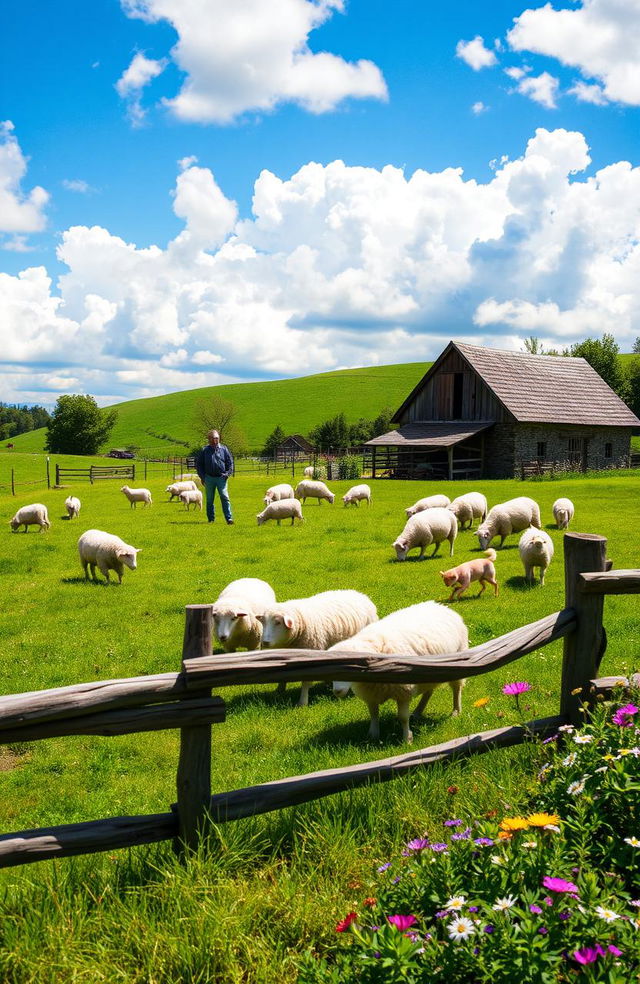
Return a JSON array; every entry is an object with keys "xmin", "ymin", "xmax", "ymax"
[
  {"xmin": 335, "ymin": 912, "xmax": 358, "ymax": 933},
  {"xmin": 502, "ymin": 682, "xmax": 532, "ymax": 696},
  {"xmin": 387, "ymin": 914, "xmax": 417, "ymax": 932},
  {"xmin": 612, "ymin": 704, "xmax": 640, "ymax": 727},
  {"xmin": 406, "ymin": 838, "xmax": 430, "ymax": 851},
  {"xmin": 608, "ymin": 944, "xmax": 623, "ymax": 957},
  {"xmin": 573, "ymin": 945, "xmax": 604, "ymax": 965},
  {"xmin": 542, "ymin": 876, "xmax": 580, "ymax": 895}
]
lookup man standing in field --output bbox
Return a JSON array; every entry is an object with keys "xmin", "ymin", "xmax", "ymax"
[{"xmin": 195, "ymin": 429, "xmax": 234, "ymax": 524}]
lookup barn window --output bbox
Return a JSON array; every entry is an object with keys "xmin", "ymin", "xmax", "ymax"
[
  {"xmin": 536, "ymin": 441, "xmax": 547, "ymax": 459},
  {"xmin": 452, "ymin": 373, "xmax": 464, "ymax": 418},
  {"xmin": 568, "ymin": 437, "xmax": 582, "ymax": 458},
  {"xmin": 604, "ymin": 442, "xmax": 612, "ymax": 459}
]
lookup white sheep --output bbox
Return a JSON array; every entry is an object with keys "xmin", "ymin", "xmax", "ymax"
[
  {"xmin": 448, "ymin": 492, "xmax": 488, "ymax": 530},
  {"xmin": 65, "ymin": 496, "xmax": 81, "ymax": 520},
  {"xmin": 175, "ymin": 473, "xmax": 202, "ymax": 486},
  {"xmin": 77, "ymin": 529, "xmax": 141, "ymax": 584},
  {"xmin": 343, "ymin": 484, "xmax": 371, "ymax": 507},
  {"xmin": 475, "ymin": 496, "xmax": 541, "ymax": 550},
  {"xmin": 166, "ymin": 480, "xmax": 197, "ymax": 501},
  {"xmin": 393, "ymin": 507, "xmax": 458, "ymax": 561},
  {"xmin": 212, "ymin": 577, "xmax": 277, "ymax": 652},
  {"xmin": 332, "ymin": 601, "xmax": 468, "ymax": 744},
  {"xmin": 179, "ymin": 489, "xmax": 203, "ymax": 510},
  {"xmin": 553, "ymin": 497, "xmax": 575, "ymax": 530},
  {"xmin": 405, "ymin": 494, "xmax": 450, "ymax": 517},
  {"xmin": 121, "ymin": 485, "xmax": 152, "ymax": 508},
  {"xmin": 259, "ymin": 590, "xmax": 378, "ymax": 707},
  {"xmin": 519, "ymin": 527, "xmax": 555, "ymax": 585},
  {"xmin": 303, "ymin": 466, "xmax": 315, "ymax": 478},
  {"xmin": 257, "ymin": 499, "xmax": 304, "ymax": 526},
  {"xmin": 10, "ymin": 503, "xmax": 50, "ymax": 533},
  {"xmin": 263, "ymin": 483, "xmax": 295, "ymax": 506},
  {"xmin": 294, "ymin": 479, "xmax": 335, "ymax": 505}
]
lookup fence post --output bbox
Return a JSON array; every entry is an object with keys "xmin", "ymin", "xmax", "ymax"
[
  {"xmin": 561, "ymin": 533, "xmax": 607, "ymax": 726},
  {"xmin": 175, "ymin": 604, "xmax": 213, "ymax": 853},
  {"xmin": 144, "ymin": 459, "xmax": 147, "ymax": 481},
  {"xmin": 11, "ymin": 469, "xmax": 15, "ymax": 496},
  {"xmin": 46, "ymin": 456, "xmax": 50, "ymax": 489}
]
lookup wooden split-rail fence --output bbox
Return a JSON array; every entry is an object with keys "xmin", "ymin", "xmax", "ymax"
[
  {"xmin": 0, "ymin": 533, "xmax": 639, "ymax": 868},
  {"xmin": 55, "ymin": 464, "xmax": 136, "ymax": 485}
]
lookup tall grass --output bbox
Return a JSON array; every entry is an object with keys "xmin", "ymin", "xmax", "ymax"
[{"xmin": 0, "ymin": 469, "xmax": 638, "ymax": 981}]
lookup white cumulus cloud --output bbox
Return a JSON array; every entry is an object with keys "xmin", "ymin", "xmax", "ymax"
[
  {"xmin": 115, "ymin": 51, "xmax": 168, "ymax": 125},
  {"xmin": 516, "ymin": 71, "xmax": 560, "ymax": 108},
  {"xmin": 119, "ymin": 0, "xmax": 387, "ymax": 124},
  {"xmin": 0, "ymin": 122, "xmax": 49, "ymax": 248},
  {"xmin": 456, "ymin": 36, "xmax": 498, "ymax": 70}
]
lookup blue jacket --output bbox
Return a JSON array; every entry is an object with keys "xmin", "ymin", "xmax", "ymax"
[{"xmin": 196, "ymin": 443, "xmax": 233, "ymax": 481}]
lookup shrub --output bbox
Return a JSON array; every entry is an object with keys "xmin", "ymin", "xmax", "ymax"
[{"xmin": 337, "ymin": 456, "xmax": 362, "ymax": 480}]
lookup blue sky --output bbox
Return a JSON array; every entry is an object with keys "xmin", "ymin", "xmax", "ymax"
[{"xmin": 1, "ymin": 0, "xmax": 639, "ymax": 405}]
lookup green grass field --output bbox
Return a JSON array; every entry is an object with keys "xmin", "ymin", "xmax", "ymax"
[{"xmin": 0, "ymin": 468, "xmax": 639, "ymax": 981}]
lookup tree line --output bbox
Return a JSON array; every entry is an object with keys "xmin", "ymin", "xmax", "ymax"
[
  {"xmin": 0, "ymin": 403, "xmax": 51, "ymax": 442},
  {"xmin": 261, "ymin": 408, "xmax": 395, "ymax": 456}
]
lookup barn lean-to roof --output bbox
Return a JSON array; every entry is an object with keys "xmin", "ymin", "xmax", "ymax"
[{"xmin": 393, "ymin": 340, "xmax": 640, "ymax": 427}]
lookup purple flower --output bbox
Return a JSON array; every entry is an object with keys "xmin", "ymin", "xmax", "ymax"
[
  {"xmin": 451, "ymin": 828, "xmax": 472, "ymax": 841},
  {"xmin": 542, "ymin": 876, "xmax": 580, "ymax": 895},
  {"xmin": 435, "ymin": 910, "xmax": 449, "ymax": 919},
  {"xmin": 538, "ymin": 927, "xmax": 548, "ymax": 936},
  {"xmin": 388, "ymin": 914, "xmax": 417, "ymax": 932},
  {"xmin": 430, "ymin": 842, "xmax": 448, "ymax": 853},
  {"xmin": 573, "ymin": 945, "xmax": 604, "ymax": 965},
  {"xmin": 406, "ymin": 838, "xmax": 430, "ymax": 851},
  {"xmin": 542, "ymin": 735, "xmax": 558, "ymax": 744},
  {"xmin": 377, "ymin": 862, "xmax": 391, "ymax": 872},
  {"xmin": 483, "ymin": 924, "xmax": 495, "ymax": 934},
  {"xmin": 474, "ymin": 837, "xmax": 494, "ymax": 847},
  {"xmin": 392, "ymin": 876, "xmax": 401, "ymax": 884},
  {"xmin": 608, "ymin": 944, "xmax": 622, "ymax": 956},
  {"xmin": 612, "ymin": 703, "xmax": 640, "ymax": 727},
  {"xmin": 444, "ymin": 819, "xmax": 462, "ymax": 827},
  {"xmin": 468, "ymin": 906, "xmax": 479, "ymax": 913},
  {"xmin": 529, "ymin": 904, "xmax": 543, "ymax": 914},
  {"xmin": 558, "ymin": 910, "xmax": 571, "ymax": 921},
  {"xmin": 502, "ymin": 681, "xmax": 532, "ymax": 696}
]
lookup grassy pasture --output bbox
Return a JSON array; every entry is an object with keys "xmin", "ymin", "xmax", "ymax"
[{"xmin": 0, "ymin": 469, "xmax": 639, "ymax": 981}]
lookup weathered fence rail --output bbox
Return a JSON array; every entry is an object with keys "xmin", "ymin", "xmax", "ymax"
[
  {"xmin": 55, "ymin": 464, "xmax": 135, "ymax": 484},
  {"xmin": 0, "ymin": 533, "xmax": 637, "ymax": 869}
]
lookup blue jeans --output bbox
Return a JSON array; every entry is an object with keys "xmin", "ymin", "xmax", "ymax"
[{"xmin": 204, "ymin": 475, "xmax": 232, "ymax": 522}]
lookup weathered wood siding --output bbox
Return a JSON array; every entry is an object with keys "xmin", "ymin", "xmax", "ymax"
[{"xmin": 399, "ymin": 349, "xmax": 506, "ymax": 424}]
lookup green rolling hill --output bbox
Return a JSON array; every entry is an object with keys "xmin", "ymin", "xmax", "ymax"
[{"xmin": 6, "ymin": 362, "xmax": 431, "ymax": 455}]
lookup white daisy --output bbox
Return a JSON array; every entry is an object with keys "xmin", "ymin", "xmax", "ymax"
[
  {"xmin": 625, "ymin": 837, "xmax": 640, "ymax": 848},
  {"xmin": 490, "ymin": 855, "xmax": 504, "ymax": 866},
  {"xmin": 573, "ymin": 734, "xmax": 594, "ymax": 744},
  {"xmin": 544, "ymin": 824, "xmax": 561, "ymax": 834},
  {"xmin": 445, "ymin": 896, "xmax": 466, "ymax": 911},
  {"xmin": 595, "ymin": 905, "xmax": 620, "ymax": 923},
  {"xmin": 558, "ymin": 724, "xmax": 575, "ymax": 733},
  {"xmin": 567, "ymin": 780, "xmax": 586, "ymax": 796},
  {"xmin": 447, "ymin": 916, "xmax": 475, "ymax": 941},
  {"xmin": 522, "ymin": 841, "xmax": 538, "ymax": 849},
  {"xmin": 562, "ymin": 752, "xmax": 577, "ymax": 767},
  {"xmin": 492, "ymin": 896, "xmax": 516, "ymax": 912}
]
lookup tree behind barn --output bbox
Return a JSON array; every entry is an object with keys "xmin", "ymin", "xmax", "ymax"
[{"xmin": 45, "ymin": 395, "xmax": 118, "ymax": 455}]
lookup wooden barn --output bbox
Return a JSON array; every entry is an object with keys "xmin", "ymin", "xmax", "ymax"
[
  {"xmin": 274, "ymin": 434, "xmax": 315, "ymax": 461},
  {"xmin": 364, "ymin": 340, "xmax": 640, "ymax": 480}
]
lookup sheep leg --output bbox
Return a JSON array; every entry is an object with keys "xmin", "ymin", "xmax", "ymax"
[
  {"xmin": 539, "ymin": 567, "xmax": 546, "ymax": 585},
  {"xmin": 81, "ymin": 560, "xmax": 90, "ymax": 580},
  {"xmin": 430, "ymin": 542, "xmax": 439, "ymax": 557},
  {"xmin": 276, "ymin": 681, "xmax": 287, "ymax": 695},
  {"xmin": 499, "ymin": 534, "xmax": 506, "ymax": 547},
  {"xmin": 89, "ymin": 562, "xmax": 98, "ymax": 582},
  {"xmin": 450, "ymin": 680, "xmax": 464, "ymax": 716},
  {"xmin": 449, "ymin": 535, "xmax": 455, "ymax": 557},
  {"xmin": 297, "ymin": 683, "xmax": 310, "ymax": 707},
  {"xmin": 366, "ymin": 702, "xmax": 380, "ymax": 740},
  {"xmin": 477, "ymin": 580, "xmax": 487, "ymax": 596},
  {"xmin": 277, "ymin": 519, "xmax": 281, "ymax": 526},
  {"xmin": 397, "ymin": 697, "xmax": 413, "ymax": 744},
  {"xmin": 413, "ymin": 687, "xmax": 435, "ymax": 717}
]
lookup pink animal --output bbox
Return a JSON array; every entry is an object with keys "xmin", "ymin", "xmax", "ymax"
[{"xmin": 439, "ymin": 549, "xmax": 498, "ymax": 601}]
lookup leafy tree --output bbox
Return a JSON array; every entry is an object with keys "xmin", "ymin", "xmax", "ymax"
[
  {"xmin": 261, "ymin": 425, "xmax": 286, "ymax": 458},
  {"xmin": 309, "ymin": 413, "xmax": 351, "ymax": 451},
  {"xmin": 625, "ymin": 357, "xmax": 640, "ymax": 419},
  {"xmin": 633, "ymin": 337, "xmax": 640, "ymax": 355},
  {"xmin": 569, "ymin": 333, "xmax": 627, "ymax": 399},
  {"xmin": 193, "ymin": 394, "xmax": 248, "ymax": 455},
  {"xmin": 347, "ymin": 417, "xmax": 374, "ymax": 445},
  {"xmin": 370, "ymin": 406, "xmax": 395, "ymax": 437},
  {"xmin": 45, "ymin": 395, "xmax": 117, "ymax": 454},
  {"xmin": 0, "ymin": 402, "xmax": 51, "ymax": 438}
]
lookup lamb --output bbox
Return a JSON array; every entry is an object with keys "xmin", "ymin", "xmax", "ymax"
[
  {"xmin": 64, "ymin": 496, "xmax": 81, "ymax": 520},
  {"xmin": 10, "ymin": 503, "xmax": 50, "ymax": 533},
  {"xmin": 393, "ymin": 507, "xmax": 458, "ymax": 561},
  {"xmin": 447, "ymin": 492, "xmax": 488, "ymax": 530},
  {"xmin": 258, "ymin": 590, "xmax": 378, "ymax": 706},
  {"xmin": 439, "ymin": 549, "xmax": 498, "ymax": 601},
  {"xmin": 179, "ymin": 489, "xmax": 203, "ymax": 510},
  {"xmin": 332, "ymin": 601, "xmax": 468, "ymax": 743},
  {"xmin": 294, "ymin": 479, "xmax": 335, "ymax": 505},
  {"xmin": 475, "ymin": 496, "xmax": 541, "ymax": 550},
  {"xmin": 257, "ymin": 499, "xmax": 304, "ymax": 526},
  {"xmin": 303, "ymin": 466, "xmax": 315, "ymax": 478},
  {"xmin": 263, "ymin": 483, "xmax": 295, "ymax": 506},
  {"xmin": 519, "ymin": 527, "xmax": 555, "ymax": 585},
  {"xmin": 121, "ymin": 485, "xmax": 152, "ymax": 508},
  {"xmin": 77, "ymin": 529, "xmax": 141, "ymax": 584},
  {"xmin": 212, "ymin": 577, "xmax": 277, "ymax": 652},
  {"xmin": 405, "ymin": 494, "xmax": 450, "ymax": 517},
  {"xmin": 343, "ymin": 484, "xmax": 371, "ymax": 507},
  {"xmin": 166, "ymin": 480, "xmax": 197, "ymax": 501},
  {"xmin": 553, "ymin": 497, "xmax": 575, "ymax": 530},
  {"xmin": 175, "ymin": 473, "xmax": 202, "ymax": 486}
]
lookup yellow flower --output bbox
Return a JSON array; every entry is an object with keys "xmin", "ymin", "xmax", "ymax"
[
  {"xmin": 499, "ymin": 817, "xmax": 530, "ymax": 832},
  {"xmin": 473, "ymin": 697, "xmax": 491, "ymax": 708},
  {"xmin": 498, "ymin": 831, "xmax": 513, "ymax": 841},
  {"xmin": 527, "ymin": 812, "xmax": 560, "ymax": 828},
  {"xmin": 603, "ymin": 754, "xmax": 615, "ymax": 761}
]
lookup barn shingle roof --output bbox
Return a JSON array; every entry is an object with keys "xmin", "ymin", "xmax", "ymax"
[
  {"xmin": 366, "ymin": 422, "xmax": 491, "ymax": 447},
  {"xmin": 396, "ymin": 341, "xmax": 639, "ymax": 427}
]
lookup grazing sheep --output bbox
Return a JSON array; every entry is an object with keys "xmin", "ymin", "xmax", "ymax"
[
  {"xmin": 77, "ymin": 529, "xmax": 141, "ymax": 584},
  {"xmin": 10, "ymin": 503, "xmax": 50, "ymax": 533},
  {"xmin": 121, "ymin": 485, "xmax": 152, "ymax": 508},
  {"xmin": 343, "ymin": 484, "xmax": 371, "ymax": 507},
  {"xmin": 475, "ymin": 496, "xmax": 541, "ymax": 550},
  {"xmin": 519, "ymin": 527, "xmax": 555, "ymax": 585},
  {"xmin": 212, "ymin": 577, "xmax": 276, "ymax": 652},
  {"xmin": 294, "ymin": 479, "xmax": 335, "ymax": 505},
  {"xmin": 263, "ymin": 483, "xmax": 295, "ymax": 506},
  {"xmin": 259, "ymin": 590, "xmax": 378, "ymax": 706},
  {"xmin": 65, "ymin": 496, "xmax": 81, "ymax": 520},
  {"xmin": 332, "ymin": 601, "xmax": 468, "ymax": 743},
  {"xmin": 405, "ymin": 494, "xmax": 450, "ymax": 517},
  {"xmin": 439, "ymin": 549, "xmax": 498, "ymax": 601},
  {"xmin": 553, "ymin": 497, "xmax": 575, "ymax": 530},
  {"xmin": 175, "ymin": 473, "xmax": 202, "ymax": 486},
  {"xmin": 257, "ymin": 499, "xmax": 304, "ymax": 526},
  {"xmin": 303, "ymin": 466, "xmax": 315, "ymax": 478},
  {"xmin": 448, "ymin": 492, "xmax": 488, "ymax": 530},
  {"xmin": 179, "ymin": 489, "xmax": 203, "ymax": 510},
  {"xmin": 393, "ymin": 507, "xmax": 458, "ymax": 561},
  {"xmin": 166, "ymin": 480, "xmax": 197, "ymax": 501}
]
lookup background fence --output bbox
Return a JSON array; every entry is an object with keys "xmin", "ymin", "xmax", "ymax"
[{"xmin": 0, "ymin": 533, "xmax": 638, "ymax": 868}]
